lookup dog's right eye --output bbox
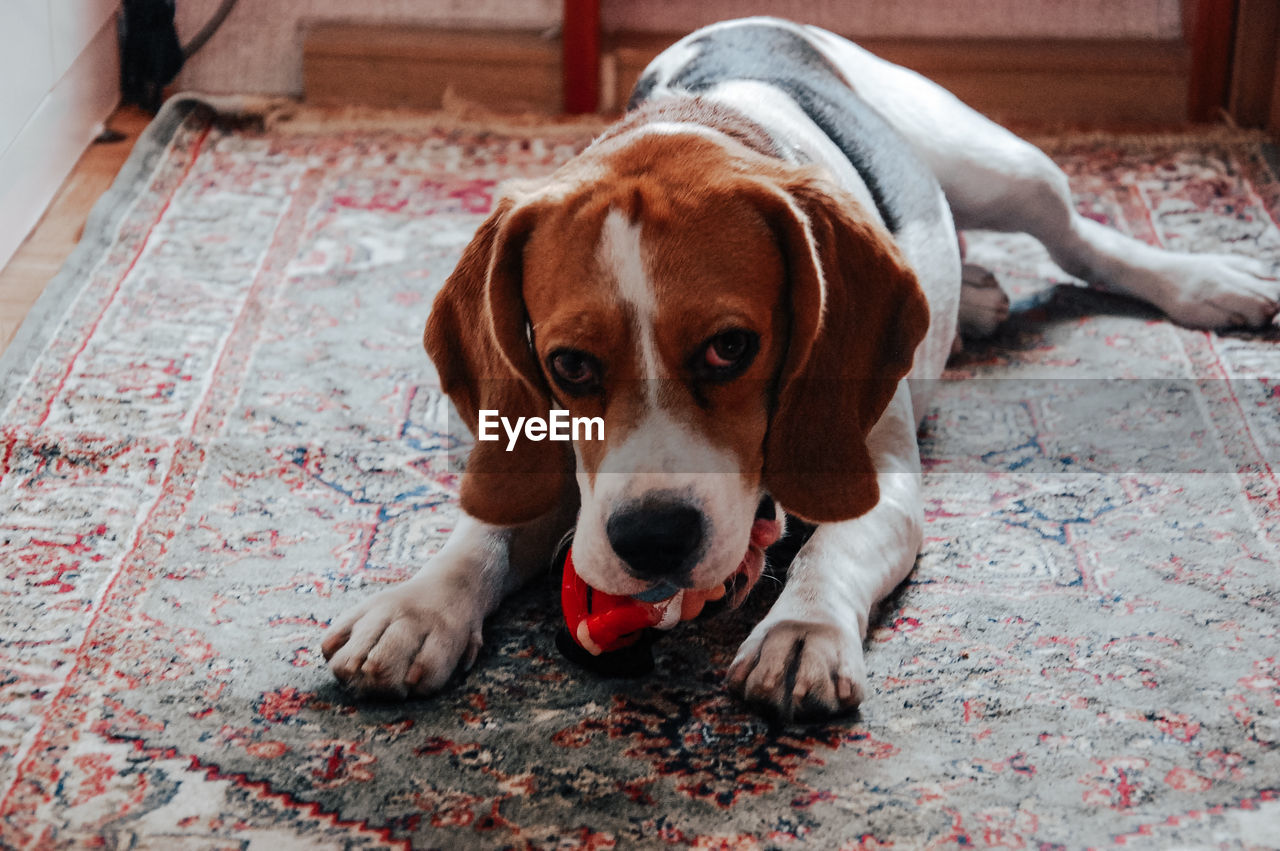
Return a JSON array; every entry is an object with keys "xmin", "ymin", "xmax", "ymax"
[
  {"xmin": 692, "ymin": 328, "xmax": 759, "ymax": 383},
  {"xmin": 549, "ymin": 350, "xmax": 602, "ymax": 394}
]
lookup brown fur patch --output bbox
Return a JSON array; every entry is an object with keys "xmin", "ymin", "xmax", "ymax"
[{"xmin": 426, "ymin": 117, "xmax": 928, "ymax": 524}]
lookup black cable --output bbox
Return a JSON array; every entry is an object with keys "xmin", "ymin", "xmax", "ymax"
[
  {"xmin": 119, "ymin": 0, "xmax": 242, "ymax": 111},
  {"xmin": 182, "ymin": 0, "xmax": 241, "ymax": 60}
]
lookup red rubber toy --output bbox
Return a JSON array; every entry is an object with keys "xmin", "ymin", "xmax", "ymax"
[
  {"xmin": 554, "ymin": 505, "xmax": 781, "ymax": 676},
  {"xmin": 556, "ymin": 546, "xmax": 727, "ymax": 676},
  {"xmin": 561, "ymin": 548, "xmax": 662, "ymax": 655}
]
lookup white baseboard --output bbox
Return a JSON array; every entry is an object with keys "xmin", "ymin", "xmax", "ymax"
[{"xmin": 0, "ymin": 14, "xmax": 121, "ymax": 272}]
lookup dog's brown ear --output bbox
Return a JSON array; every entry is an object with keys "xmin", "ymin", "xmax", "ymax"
[
  {"xmin": 425, "ymin": 195, "xmax": 571, "ymax": 525},
  {"xmin": 758, "ymin": 172, "xmax": 930, "ymax": 523}
]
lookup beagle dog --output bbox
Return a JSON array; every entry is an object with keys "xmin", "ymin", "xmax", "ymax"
[{"xmin": 322, "ymin": 18, "xmax": 1279, "ymax": 720}]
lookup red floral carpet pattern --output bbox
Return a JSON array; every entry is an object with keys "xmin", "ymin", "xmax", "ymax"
[{"xmin": 1, "ymin": 101, "xmax": 1278, "ymax": 848}]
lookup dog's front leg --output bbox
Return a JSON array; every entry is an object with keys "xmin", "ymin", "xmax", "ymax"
[
  {"xmin": 322, "ymin": 498, "xmax": 576, "ymax": 696},
  {"xmin": 729, "ymin": 384, "xmax": 923, "ymax": 721}
]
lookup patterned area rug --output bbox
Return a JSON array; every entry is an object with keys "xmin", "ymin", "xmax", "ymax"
[{"xmin": 1, "ymin": 98, "xmax": 1278, "ymax": 849}]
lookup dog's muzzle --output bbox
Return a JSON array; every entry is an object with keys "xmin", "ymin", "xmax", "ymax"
[{"xmin": 633, "ymin": 494, "xmax": 782, "ymax": 606}]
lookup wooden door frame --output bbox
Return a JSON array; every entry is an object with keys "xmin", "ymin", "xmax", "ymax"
[
  {"xmin": 1226, "ymin": 0, "xmax": 1280, "ymax": 133},
  {"xmin": 1188, "ymin": 0, "xmax": 1279, "ymax": 131},
  {"xmin": 1187, "ymin": 0, "xmax": 1238, "ymax": 122}
]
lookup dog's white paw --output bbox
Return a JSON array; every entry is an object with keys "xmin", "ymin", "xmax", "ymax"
[
  {"xmin": 321, "ymin": 581, "xmax": 483, "ymax": 696},
  {"xmin": 958, "ymin": 263, "xmax": 1010, "ymax": 338},
  {"xmin": 1137, "ymin": 254, "xmax": 1279, "ymax": 330},
  {"xmin": 727, "ymin": 618, "xmax": 867, "ymax": 721}
]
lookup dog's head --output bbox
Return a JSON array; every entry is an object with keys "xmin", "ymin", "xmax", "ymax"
[{"xmin": 426, "ymin": 123, "xmax": 928, "ymax": 598}]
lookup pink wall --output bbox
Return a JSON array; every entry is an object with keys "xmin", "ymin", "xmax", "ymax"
[
  {"xmin": 603, "ymin": 0, "xmax": 1183, "ymax": 40},
  {"xmin": 175, "ymin": 0, "xmax": 560, "ymax": 95}
]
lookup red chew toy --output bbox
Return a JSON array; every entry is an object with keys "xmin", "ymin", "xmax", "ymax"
[
  {"xmin": 556, "ymin": 513, "xmax": 780, "ymax": 674},
  {"xmin": 560, "ymin": 548, "xmax": 725, "ymax": 656},
  {"xmin": 561, "ymin": 549, "xmax": 657, "ymax": 655}
]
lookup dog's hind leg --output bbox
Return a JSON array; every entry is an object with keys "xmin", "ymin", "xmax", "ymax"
[
  {"xmin": 808, "ymin": 31, "xmax": 1280, "ymax": 330},
  {"xmin": 941, "ymin": 138, "xmax": 1279, "ymax": 330}
]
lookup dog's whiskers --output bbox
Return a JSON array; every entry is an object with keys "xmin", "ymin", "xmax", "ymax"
[{"xmin": 549, "ymin": 529, "xmax": 575, "ymax": 578}]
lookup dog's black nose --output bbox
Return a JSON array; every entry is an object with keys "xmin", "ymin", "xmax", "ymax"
[{"xmin": 606, "ymin": 496, "xmax": 705, "ymax": 580}]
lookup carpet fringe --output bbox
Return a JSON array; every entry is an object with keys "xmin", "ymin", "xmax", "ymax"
[
  {"xmin": 164, "ymin": 91, "xmax": 1273, "ymax": 153},
  {"xmin": 163, "ymin": 90, "xmax": 608, "ymax": 139},
  {"xmin": 1026, "ymin": 125, "xmax": 1274, "ymax": 151}
]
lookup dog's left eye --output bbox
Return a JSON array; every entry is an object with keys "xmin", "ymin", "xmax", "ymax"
[
  {"xmin": 697, "ymin": 329, "xmax": 758, "ymax": 380},
  {"xmin": 548, "ymin": 349, "xmax": 602, "ymax": 395}
]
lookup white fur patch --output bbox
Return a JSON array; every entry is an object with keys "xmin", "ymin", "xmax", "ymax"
[
  {"xmin": 572, "ymin": 210, "xmax": 761, "ymax": 596},
  {"xmin": 598, "ymin": 210, "xmax": 655, "ymax": 324},
  {"xmin": 571, "ymin": 406, "xmax": 757, "ymax": 597},
  {"xmin": 597, "ymin": 209, "xmax": 661, "ymax": 404},
  {"xmin": 629, "ymin": 121, "xmax": 742, "ymax": 148}
]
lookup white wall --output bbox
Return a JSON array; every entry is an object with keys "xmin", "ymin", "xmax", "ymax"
[{"xmin": 0, "ymin": 0, "xmax": 122, "ymax": 272}]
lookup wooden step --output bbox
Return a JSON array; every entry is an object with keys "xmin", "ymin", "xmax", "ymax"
[
  {"xmin": 304, "ymin": 24, "xmax": 562, "ymax": 113},
  {"xmin": 608, "ymin": 33, "xmax": 1190, "ymax": 127},
  {"xmin": 303, "ymin": 24, "xmax": 1190, "ymax": 127}
]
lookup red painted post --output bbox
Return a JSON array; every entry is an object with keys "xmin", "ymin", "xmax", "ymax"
[
  {"xmin": 1187, "ymin": 0, "xmax": 1239, "ymax": 122},
  {"xmin": 563, "ymin": 0, "xmax": 600, "ymax": 113}
]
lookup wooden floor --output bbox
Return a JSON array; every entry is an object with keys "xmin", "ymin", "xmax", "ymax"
[{"xmin": 0, "ymin": 105, "xmax": 152, "ymax": 356}]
